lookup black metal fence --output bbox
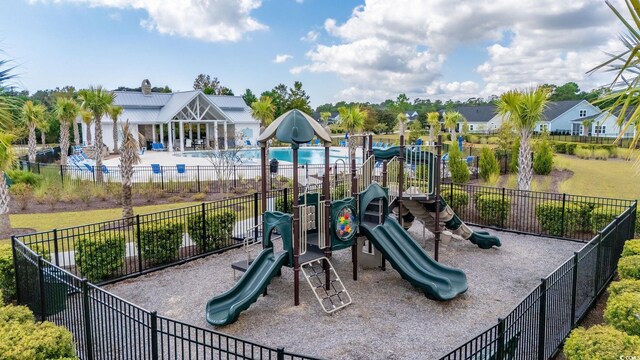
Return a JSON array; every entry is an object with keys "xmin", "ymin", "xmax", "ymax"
[
  {"xmin": 18, "ymin": 161, "xmax": 332, "ymax": 195},
  {"xmin": 439, "ymin": 186, "xmax": 637, "ymax": 360},
  {"xmin": 11, "ymin": 185, "xmax": 637, "ymax": 359}
]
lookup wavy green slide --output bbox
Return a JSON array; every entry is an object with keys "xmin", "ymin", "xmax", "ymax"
[
  {"xmin": 360, "ymin": 216, "xmax": 468, "ymax": 301},
  {"xmin": 206, "ymin": 248, "xmax": 288, "ymax": 326}
]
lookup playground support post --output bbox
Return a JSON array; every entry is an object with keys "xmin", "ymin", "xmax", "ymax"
[
  {"xmin": 398, "ymin": 135, "xmax": 405, "ymax": 227},
  {"xmin": 434, "ymin": 135, "xmax": 442, "ymax": 262},
  {"xmin": 260, "ymin": 144, "xmax": 267, "ymax": 250},
  {"xmin": 381, "ymin": 160, "xmax": 387, "ymax": 271},
  {"xmin": 323, "ymin": 143, "xmax": 331, "ymax": 291},
  {"xmin": 351, "ymin": 157, "xmax": 358, "ymax": 281},
  {"xmin": 367, "ymin": 134, "xmax": 373, "ymax": 158},
  {"xmin": 292, "ymin": 146, "xmax": 300, "ymax": 306}
]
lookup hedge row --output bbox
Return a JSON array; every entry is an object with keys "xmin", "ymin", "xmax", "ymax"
[
  {"xmin": 564, "ymin": 239, "xmax": 640, "ymax": 359},
  {"xmin": 475, "ymin": 193, "xmax": 510, "ymax": 226},
  {"xmin": 441, "ymin": 188, "xmax": 469, "ymax": 213},
  {"xmin": 0, "ymin": 244, "xmax": 14, "ymax": 303},
  {"xmin": 534, "ymin": 201, "xmax": 626, "ymax": 236},
  {"xmin": 0, "ymin": 292, "xmax": 77, "ymax": 359}
]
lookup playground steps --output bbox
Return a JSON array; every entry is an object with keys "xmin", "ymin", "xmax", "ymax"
[
  {"xmin": 301, "ymin": 257, "xmax": 352, "ymax": 313},
  {"xmin": 402, "ymin": 199, "xmax": 437, "ymax": 228}
]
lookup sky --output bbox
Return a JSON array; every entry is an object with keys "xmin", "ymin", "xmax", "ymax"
[{"xmin": 0, "ymin": 0, "xmax": 629, "ymax": 107}]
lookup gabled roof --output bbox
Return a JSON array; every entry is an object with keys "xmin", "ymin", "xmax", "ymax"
[
  {"xmin": 113, "ymin": 91, "xmax": 172, "ymax": 108},
  {"xmin": 455, "ymin": 105, "xmax": 497, "ymax": 122},
  {"xmin": 542, "ymin": 100, "xmax": 583, "ymax": 122}
]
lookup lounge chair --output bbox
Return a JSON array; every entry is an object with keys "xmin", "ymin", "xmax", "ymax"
[
  {"xmin": 442, "ymin": 153, "xmax": 449, "ymax": 162},
  {"xmin": 83, "ymin": 163, "xmax": 93, "ymax": 172},
  {"xmin": 151, "ymin": 164, "xmax": 162, "ymax": 175},
  {"xmin": 466, "ymin": 156, "xmax": 475, "ymax": 166},
  {"xmin": 314, "ymin": 139, "xmax": 321, "ymax": 146},
  {"xmin": 245, "ymin": 140, "xmax": 252, "ymax": 146},
  {"xmin": 139, "ymin": 148, "xmax": 145, "ymax": 156},
  {"xmin": 176, "ymin": 164, "xmax": 186, "ymax": 174}
]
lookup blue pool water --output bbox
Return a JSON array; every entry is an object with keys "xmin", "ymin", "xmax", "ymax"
[{"xmin": 175, "ymin": 147, "xmax": 360, "ymax": 164}]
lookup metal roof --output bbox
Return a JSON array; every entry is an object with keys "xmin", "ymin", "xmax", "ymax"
[
  {"xmin": 113, "ymin": 91, "xmax": 172, "ymax": 107},
  {"xmin": 224, "ymin": 108, "xmax": 257, "ymax": 124},
  {"xmin": 120, "ymin": 108, "xmax": 161, "ymax": 123},
  {"xmin": 206, "ymin": 95, "xmax": 248, "ymax": 109},
  {"xmin": 156, "ymin": 91, "xmax": 201, "ymax": 121}
]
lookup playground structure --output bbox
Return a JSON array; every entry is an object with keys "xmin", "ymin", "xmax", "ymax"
[{"xmin": 205, "ymin": 109, "xmax": 502, "ymax": 326}]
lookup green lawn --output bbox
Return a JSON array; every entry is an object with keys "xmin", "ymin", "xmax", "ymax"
[{"xmin": 555, "ymin": 154, "xmax": 640, "ymax": 201}]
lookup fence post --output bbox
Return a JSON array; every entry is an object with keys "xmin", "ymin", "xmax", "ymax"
[
  {"xmin": 53, "ymin": 229, "xmax": 59, "ymax": 266},
  {"xmin": 37, "ymin": 256, "xmax": 46, "ymax": 322},
  {"xmin": 197, "ymin": 165, "xmax": 201, "ymax": 193},
  {"xmin": 233, "ymin": 165, "xmax": 237, "ymax": 189},
  {"xmin": 60, "ymin": 164, "xmax": 64, "ymax": 186},
  {"xmin": 537, "ymin": 278, "xmax": 547, "ymax": 360},
  {"xmin": 11, "ymin": 236, "xmax": 21, "ymax": 302},
  {"xmin": 27, "ymin": 161, "xmax": 31, "ymax": 172},
  {"xmin": 594, "ymin": 232, "xmax": 602, "ymax": 295},
  {"xmin": 560, "ymin": 193, "xmax": 567, "ymax": 238},
  {"xmin": 283, "ymin": 188, "xmax": 289, "ymax": 213},
  {"xmin": 136, "ymin": 215, "xmax": 143, "ymax": 273},
  {"xmin": 150, "ymin": 311, "xmax": 159, "ymax": 360},
  {"xmin": 501, "ymin": 187, "xmax": 506, "ymax": 229},
  {"xmin": 497, "ymin": 317, "xmax": 505, "ymax": 360},
  {"xmin": 201, "ymin": 202, "xmax": 207, "ymax": 252},
  {"xmin": 160, "ymin": 166, "xmax": 164, "ymax": 190},
  {"xmin": 277, "ymin": 347, "xmax": 285, "ymax": 360},
  {"xmin": 81, "ymin": 279, "xmax": 94, "ymax": 360},
  {"xmin": 254, "ymin": 192, "xmax": 259, "ymax": 242},
  {"xmin": 570, "ymin": 252, "xmax": 579, "ymax": 327},
  {"xmin": 449, "ymin": 182, "xmax": 454, "ymax": 204}
]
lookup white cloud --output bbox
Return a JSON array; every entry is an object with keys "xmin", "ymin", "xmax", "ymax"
[
  {"xmin": 274, "ymin": 54, "xmax": 293, "ymax": 63},
  {"xmin": 300, "ymin": 30, "xmax": 319, "ymax": 42},
  {"xmin": 28, "ymin": 0, "xmax": 267, "ymax": 42},
  {"xmin": 107, "ymin": 12, "xmax": 121, "ymax": 21},
  {"xmin": 296, "ymin": 0, "xmax": 626, "ymax": 102}
]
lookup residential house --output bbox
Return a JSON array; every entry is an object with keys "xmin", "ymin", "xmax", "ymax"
[
  {"xmin": 79, "ymin": 80, "xmax": 260, "ymax": 152},
  {"xmin": 454, "ymin": 105, "xmax": 503, "ymax": 133},
  {"xmin": 404, "ymin": 110, "xmax": 419, "ymax": 122},
  {"xmin": 571, "ymin": 106, "xmax": 637, "ymax": 138}
]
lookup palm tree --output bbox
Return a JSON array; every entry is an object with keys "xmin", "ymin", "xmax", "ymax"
[
  {"xmin": 79, "ymin": 86, "xmax": 114, "ymax": 183},
  {"xmin": 250, "ymin": 96, "xmax": 276, "ymax": 127},
  {"xmin": 444, "ymin": 111, "xmax": 465, "ymax": 142},
  {"xmin": 338, "ymin": 105, "xmax": 366, "ymax": 159},
  {"xmin": 581, "ymin": 118, "xmax": 593, "ymax": 137},
  {"xmin": 320, "ymin": 111, "xmax": 331, "ymax": 125},
  {"xmin": 108, "ymin": 105, "xmax": 123, "ymax": 153},
  {"xmin": 0, "ymin": 132, "xmax": 14, "ymax": 233},
  {"xmin": 497, "ymin": 87, "xmax": 549, "ymax": 191},
  {"xmin": 21, "ymin": 101, "xmax": 46, "ymax": 163},
  {"xmin": 80, "ymin": 110, "xmax": 92, "ymax": 145},
  {"xmin": 119, "ymin": 120, "xmax": 140, "ymax": 219},
  {"xmin": 427, "ymin": 112, "xmax": 441, "ymax": 143},
  {"xmin": 588, "ymin": 0, "xmax": 640, "ymax": 161},
  {"xmin": 396, "ymin": 112, "xmax": 408, "ymax": 135},
  {"xmin": 54, "ymin": 97, "xmax": 79, "ymax": 166}
]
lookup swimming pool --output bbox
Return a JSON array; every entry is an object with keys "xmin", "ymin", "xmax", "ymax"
[{"xmin": 174, "ymin": 147, "xmax": 361, "ymax": 164}]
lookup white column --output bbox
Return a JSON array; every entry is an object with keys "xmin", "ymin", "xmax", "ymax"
[
  {"xmin": 224, "ymin": 121, "xmax": 228, "ymax": 150},
  {"xmin": 168, "ymin": 122, "xmax": 174, "ymax": 152},
  {"xmin": 189, "ymin": 123, "xmax": 193, "ymax": 140},
  {"xmin": 179, "ymin": 121, "xmax": 185, "ymax": 152},
  {"xmin": 205, "ymin": 123, "xmax": 210, "ymax": 148},
  {"xmin": 197, "ymin": 123, "xmax": 201, "ymax": 139},
  {"xmin": 160, "ymin": 124, "xmax": 164, "ymax": 146},
  {"xmin": 214, "ymin": 120, "xmax": 219, "ymax": 150},
  {"xmin": 152, "ymin": 124, "xmax": 156, "ymax": 143}
]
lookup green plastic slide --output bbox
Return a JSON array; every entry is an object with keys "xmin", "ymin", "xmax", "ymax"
[
  {"xmin": 206, "ymin": 248, "xmax": 288, "ymax": 326},
  {"xmin": 360, "ymin": 216, "xmax": 468, "ymax": 301}
]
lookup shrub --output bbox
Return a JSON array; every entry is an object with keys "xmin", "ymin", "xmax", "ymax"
[
  {"xmin": 487, "ymin": 136, "xmax": 499, "ymax": 145},
  {"xmin": 448, "ymin": 145, "xmax": 470, "ymax": 184},
  {"xmin": 593, "ymin": 148, "xmax": 609, "ymax": 160},
  {"xmin": 6, "ymin": 170, "xmax": 43, "ymax": 187},
  {"xmin": 535, "ymin": 201, "xmax": 591, "ymax": 236},
  {"xmin": 623, "ymin": 239, "xmax": 640, "ymax": 257},
  {"xmin": 552, "ymin": 142, "xmax": 567, "ymax": 154},
  {"xmin": 441, "ymin": 188, "xmax": 469, "ymax": 212},
  {"xmin": 0, "ymin": 303, "xmax": 35, "ymax": 324},
  {"xmin": 563, "ymin": 325, "xmax": 640, "ymax": 360},
  {"xmin": 604, "ymin": 292, "xmax": 640, "ymax": 336},
  {"xmin": 618, "ymin": 255, "xmax": 640, "ymax": 280},
  {"xmin": 275, "ymin": 194, "xmax": 294, "ymax": 214},
  {"xmin": 476, "ymin": 194, "xmax": 510, "ymax": 226},
  {"xmin": 468, "ymin": 135, "xmax": 480, "ymax": 144},
  {"xmin": 167, "ymin": 195, "xmax": 182, "ymax": 203},
  {"xmin": 138, "ymin": 222, "xmax": 184, "ymax": 266},
  {"xmin": 191, "ymin": 193, "xmax": 206, "ymax": 201},
  {"xmin": 533, "ymin": 140, "xmax": 553, "ymax": 175},
  {"xmin": 478, "ymin": 147, "xmax": 499, "ymax": 182},
  {"xmin": 591, "ymin": 207, "xmax": 620, "ymax": 233},
  {"xmin": 10, "ymin": 183, "xmax": 32, "ymax": 210},
  {"xmin": 509, "ymin": 137, "xmax": 520, "ymax": 173},
  {"xmin": 0, "ymin": 315, "xmax": 76, "ymax": 360},
  {"xmin": 609, "ymin": 279, "xmax": 640, "ymax": 297},
  {"xmin": 187, "ymin": 210, "xmax": 236, "ymax": 252},
  {"xmin": 479, "ymin": 137, "xmax": 488, "ymax": 145},
  {"xmin": 565, "ymin": 143, "xmax": 577, "ymax": 155},
  {"xmin": 75, "ymin": 233, "xmax": 126, "ymax": 282},
  {"xmin": 575, "ymin": 147, "xmax": 592, "ymax": 159},
  {"xmin": 0, "ymin": 244, "xmax": 15, "ymax": 302}
]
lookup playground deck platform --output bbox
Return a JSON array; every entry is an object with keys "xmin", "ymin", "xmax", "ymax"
[{"xmin": 106, "ymin": 225, "xmax": 583, "ymax": 360}]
